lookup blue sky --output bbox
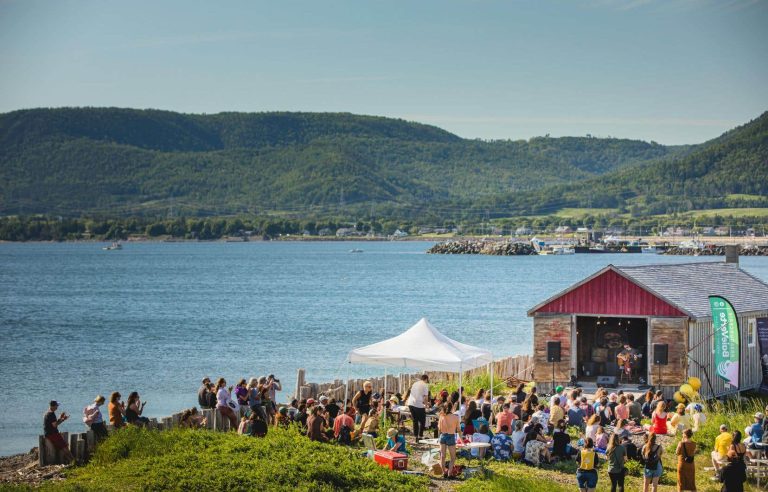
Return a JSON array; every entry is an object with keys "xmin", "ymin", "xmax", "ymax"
[{"xmin": 0, "ymin": 0, "xmax": 766, "ymax": 144}]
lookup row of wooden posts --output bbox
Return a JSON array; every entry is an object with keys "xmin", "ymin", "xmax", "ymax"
[
  {"xmin": 294, "ymin": 354, "xmax": 534, "ymax": 402},
  {"xmin": 39, "ymin": 406, "xmax": 251, "ymax": 466}
]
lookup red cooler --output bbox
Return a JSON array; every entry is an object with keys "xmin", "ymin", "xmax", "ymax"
[{"xmin": 373, "ymin": 450, "xmax": 408, "ymax": 470}]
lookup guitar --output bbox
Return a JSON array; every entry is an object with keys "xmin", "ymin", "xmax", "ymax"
[{"xmin": 616, "ymin": 352, "xmax": 637, "ymax": 375}]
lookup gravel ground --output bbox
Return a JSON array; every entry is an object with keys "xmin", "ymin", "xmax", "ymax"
[{"xmin": 0, "ymin": 448, "xmax": 69, "ymax": 485}]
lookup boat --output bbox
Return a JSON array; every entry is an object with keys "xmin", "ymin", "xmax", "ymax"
[
  {"xmin": 102, "ymin": 242, "xmax": 122, "ymax": 250},
  {"xmin": 641, "ymin": 245, "xmax": 658, "ymax": 254},
  {"xmin": 349, "ymin": 248, "xmax": 364, "ymax": 253}
]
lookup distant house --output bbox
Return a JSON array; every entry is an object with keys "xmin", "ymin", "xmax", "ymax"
[
  {"xmin": 318, "ymin": 228, "xmax": 333, "ymax": 237},
  {"xmin": 418, "ymin": 227, "xmax": 434, "ymax": 234},
  {"xmin": 701, "ymin": 227, "xmax": 715, "ymax": 236},
  {"xmin": 336, "ymin": 228, "xmax": 356, "ymax": 237},
  {"xmin": 715, "ymin": 227, "xmax": 730, "ymax": 236},
  {"xmin": 515, "ymin": 227, "xmax": 533, "ymax": 235},
  {"xmin": 555, "ymin": 226, "xmax": 572, "ymax": 234},
  {"xmin": 392, "ymin": 229, "xmax": 409, "ymax": 238}
]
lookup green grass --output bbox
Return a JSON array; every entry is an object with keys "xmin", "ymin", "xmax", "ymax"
[
  {"xmin": 727, "ymin": 194, "xmax": 766, "ymax": 202},
  {"xmin": 681, "ymin": 208, "xmax": 768, "ymax": 218},
  {"xmin": 31, "ymin": 426, "xmax": 428, "ymax": 491}
]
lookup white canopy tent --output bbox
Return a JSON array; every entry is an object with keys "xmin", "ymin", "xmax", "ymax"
[{"xmin": 345, "ymin": 318, "xmax": 494, "ymax": 417}]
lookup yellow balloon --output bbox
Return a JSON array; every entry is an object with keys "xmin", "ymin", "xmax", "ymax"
[
  {"xmin": 688, "ymin": 377, "xmax": 702, "ymax": 391},
  {"xmin": 673, "ymin": 391, "xmax": 685, "ymax": 403},
  {"xmin": 680, "ymin": 384, "xmax": 695, "ymax": 397}
]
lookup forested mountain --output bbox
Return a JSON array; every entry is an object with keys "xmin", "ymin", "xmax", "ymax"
[
  {"xmin": 0, "ymin": 107, "xmax": 763, "ymax": 220},
  {"xmin": 485, "ymin": 111, "xmax": 768, "ymax": 217}
]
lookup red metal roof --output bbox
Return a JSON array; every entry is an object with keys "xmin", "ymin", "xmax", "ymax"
[{"xmin": 530, "ymin": 268, "xmax": 688, "ymax": 317}]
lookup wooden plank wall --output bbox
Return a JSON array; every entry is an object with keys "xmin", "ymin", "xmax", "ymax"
[
  {"xmin": 650, "ymin": 317, "xmax": 688, "ymax": 387},
  {"xmin": 688, "ymin": 311, "xmax": 767, "ymax": 399},
  {"xmin": 532, "ymin": 315, "xmax": 572, "ymax": 392}
]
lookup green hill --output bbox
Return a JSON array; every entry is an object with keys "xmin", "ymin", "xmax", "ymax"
[
  {"xmin": 482, "ymin": 111, "xmax": 768, "ymax": 218},
  {"xmin": 0, "ymin": 108, "xmax": 675, "ymax": 217}
]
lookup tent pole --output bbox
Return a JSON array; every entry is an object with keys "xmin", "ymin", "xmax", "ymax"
[
  {"xmin": 344, "ymin": 360, "xmax": 350, "ymax": 412},
  {"xmin": 458, "ymin": 362, "xmax": 463, "ymax": 421},
  {"xmin": 382, "ymin": 367, "xmax": 387, "ymax": 429},
  {"xmin": 490, "ymin": 359, "xmax": 494, "ymax": 402}
]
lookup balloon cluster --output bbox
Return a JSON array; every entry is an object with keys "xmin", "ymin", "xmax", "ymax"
[{"xmin": 673, "ymin": 377, "xmax": 702, "ymax": 404}]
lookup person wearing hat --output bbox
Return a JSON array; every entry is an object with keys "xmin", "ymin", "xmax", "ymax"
[
  {"xmin": 385, "ymin": 427, "xmax": 408, "ymax": 455},
  {"xmin": 43, "ymin": 401, "xmax": 74, "ymax": 463},
  {"xmin": 691, "ymin": 403, "xmax": 707, "ymax": 433},
  {"xmin": 83, "ymin": 395, "xmax": 108, "ymax": 440},
  {"xmin": 711, "ymin": 424, "xmax": 732, "ymax": 474},
  {"xmin": 746, "ymin": 412, "xmax": 764, "ymax": 447},
  {"xmin": 550, "ymin": 386, "xmax": 565, "ymax": 410},
  {"xmin": 668, "ymin": 403, "xmax": 688, "ymax": 435}
]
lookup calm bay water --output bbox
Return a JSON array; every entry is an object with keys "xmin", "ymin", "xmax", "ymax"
[{"xmin": 1, "ymin": 240, "xmax": 767, "ymax": 456}]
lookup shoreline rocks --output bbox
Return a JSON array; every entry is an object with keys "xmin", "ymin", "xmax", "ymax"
[
  {"xmin": 427, "ymin": 239, "xmax": 537, "ymax": 255},
  {"xmin": 663, "ymin": 245, "xmax": 768, "ymax": 256}
]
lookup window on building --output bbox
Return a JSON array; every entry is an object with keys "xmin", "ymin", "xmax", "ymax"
[{"xmin": 748, "ymin": 318, "xmax": 757, "ymax": 348}]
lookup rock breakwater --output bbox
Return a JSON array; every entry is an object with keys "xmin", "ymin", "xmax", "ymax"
[
  {"xmin": 663, "ymin": 245, "xmax": 768, "ymax": 256},
  {"xmin": 427, "ymin": 239, "xmax": 537, "ymax": 255}
]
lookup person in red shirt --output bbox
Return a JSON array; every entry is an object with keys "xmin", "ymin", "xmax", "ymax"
[
  {"xmin": 495, "ymin": 403, "xmax": 515, "ymax": 434},
  {"xmin": 333, "ymin": 406, "xmax": 355, "ymax": 439}
]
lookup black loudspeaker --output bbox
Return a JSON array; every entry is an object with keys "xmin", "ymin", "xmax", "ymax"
[
  {"xmin": 547, "ymin": 341, "xmax": 561, "ymax": 363},
  {"xmin": 653, "ymin": 344, "xmax": 668, "ymax": 365},
  {"xmin": 596, "ymin": 375, "xmax": 618, "ymax": 388}
]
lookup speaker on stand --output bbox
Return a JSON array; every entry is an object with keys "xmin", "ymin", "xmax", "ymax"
[
  {"xmin": 653, "ymin": 343, "xmax": 668, "ymax": 387},
  {"xmin": 547, "ymin": 341, "xmax": 561, "ymax": 393}
]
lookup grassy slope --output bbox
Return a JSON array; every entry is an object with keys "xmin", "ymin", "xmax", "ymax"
[{"xmin": 35, "ymin": 427, "xmax": 427, "ymax": 492}]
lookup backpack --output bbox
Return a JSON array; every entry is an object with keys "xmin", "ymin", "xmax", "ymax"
[
  {"xmin": 83, "ymin": 405, "xmax": 97, "ymax": 425},
  {"xmin": 645, "ymin": 445, "xmax": 660, "ymax": 469},
  {"xmin": 338, "ymin": 425, "xmax": 352, "ymax": 445}
]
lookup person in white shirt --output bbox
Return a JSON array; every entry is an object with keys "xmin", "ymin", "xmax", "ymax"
[
  {"xmin": 511, "ymin": 420, "xmax": 526, "ymax": 457},
  {"xmin": 406, "ymin": 374, "xmax": 430, "ymax": 440},
  {"xmin": 471, "ymin": 423, "xmax": 492, "ymax": 458}
]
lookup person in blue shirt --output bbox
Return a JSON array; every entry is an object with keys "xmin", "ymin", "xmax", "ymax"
[
  {"xmin": 490, "ymin": 424, "xmax": 513, "ymax": 461},
  {"xmin": 568, "ymin": 404, "xmax": 586, "ymax": 429},
  {"xmin": 747, "ymin": 412, "xmax": 764, "ymax": 447},
  {"xmin": 385, "ymin": 428, "xmax": 408, "ymax": 455}
]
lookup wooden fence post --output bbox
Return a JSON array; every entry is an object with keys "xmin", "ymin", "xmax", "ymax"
[{"xmin": 38, "ymin": 436, "xmax": 46, "ymax": 466}]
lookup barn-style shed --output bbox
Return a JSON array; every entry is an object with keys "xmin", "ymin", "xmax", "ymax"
[{"xmin": 527, "ymin": 258, "xmax": 768, "ymax": 397}]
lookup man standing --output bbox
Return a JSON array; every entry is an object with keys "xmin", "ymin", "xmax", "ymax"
[
  {"xmin": 406, "ymin": 374, "xmax": 430, "ymax": 440},
  {"xmin": 44, "ymin": 401, "xmax": 74, "ymax": 463}
]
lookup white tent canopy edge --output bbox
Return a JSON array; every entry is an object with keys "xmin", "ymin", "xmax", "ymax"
[{"xmin": 344, "ymin": 318, "xmax": 494, "ymax": 418}]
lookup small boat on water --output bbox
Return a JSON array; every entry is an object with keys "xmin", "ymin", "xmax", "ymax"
[
  {"xmin": 349, "ymin": 248, "xmax": 364, "ymax": 253},
  {"xmin": 102, "ymin": 242, "xmax": 122, "ymax": 251},
  {"xmin": 641, "ymin": 245, "xmax": 658, "ymax": 254}
]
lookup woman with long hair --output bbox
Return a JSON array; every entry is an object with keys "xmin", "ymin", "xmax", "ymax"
[
  {"xmin": 585, "ymin": 413, "xmax": 600, "ymax": 442},
  {"xmin": 474, "ymin": 388, "xmax": 486, "ymax": 407},
  {"xmin": 515, "ymin": 383, "xmax": 527, "ymax": 404},
  {"xmin": 676, "ymin": 428, "xmax": 697, "ymax": 492},
  {"xmin": 641, "ymin": 389, "xmax": 655, "ymax": 418},
  {"xmin": 649, "ymin": 401, "xmax": 668, "ymax": 435},
  {"xmin": 108, "ymin": 391, "xmax": 124, "ymax": 429},
  {"xmin": 125, "ymin": 391, "xmax": 149, "ymax": 426},
  {"xmin": 642, "ymin": 432, "xmax": 664, "ymax": 492},
  {"xmin": 247, "ymin": 378, "xmax": 268, "ymax": 422},
  {"xmin": 606, "ymin": 433, "xmax": 627, "ymax": 492},
  {"xmin": 576, "ymin": 437, "xmax": 598, "ymax": 492},
  {"xmin": 438, "ymin": 402, "xmax": 460, "ymax": 478},
  {"xmin": 521, "ymin": 396, "xmax": 534, "ymax": 421},
  {"xmin": 463, "ymin": 400, "xmax": 481, "ymax": 436},
  {"xmin": 524, "ymin": 422, "xmax": 551, "ymax": 466},
  {"xmin": 215, "ymin": 377, "xmax": 238, "ymax": 430}
]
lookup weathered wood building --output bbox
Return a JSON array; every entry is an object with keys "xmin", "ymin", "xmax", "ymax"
[{"xmin": 527, "ymin": 258, "xmax": 768, "ymax": 398}]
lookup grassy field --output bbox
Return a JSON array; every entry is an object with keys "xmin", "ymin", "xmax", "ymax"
[{"xmin": 681, "ymin": 208, "xmax": 768, "ymax": 218}]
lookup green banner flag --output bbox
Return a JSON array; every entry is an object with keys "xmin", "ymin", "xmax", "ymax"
[{"xmin": 709, "ymin": 296, "xmax": 740, "ymax": 389}]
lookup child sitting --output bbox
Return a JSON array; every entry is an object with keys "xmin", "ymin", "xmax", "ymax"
[{"xmin": 385, "ymin": 428, "xmax": 408, "ymax": 455}]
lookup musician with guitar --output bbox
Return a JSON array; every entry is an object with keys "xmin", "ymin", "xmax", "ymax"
[{"xmin": 616, "ymin": 344, "xmax": 641, "ymax": 383}]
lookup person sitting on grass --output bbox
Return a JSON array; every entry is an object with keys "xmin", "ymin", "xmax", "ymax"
[
  {"xmin": 552, "ymin": 419, "xmax": 576, "ymax": 459},
  {"xmin": 463, "ymin": 400, "xmax": 481, "ymax": 436},
  {"xmin": 647, "ymin": 401, "xmax": 668, "ymax": 436},
  {"xmin": 568, "ymin": 398, "xmax": 586, "ymax": 429},
  {"xmin": 471, "ymin": 423, "xmax": 492, "ymax": 459},
  {"xmin": 361, "ymin": 407, "xmax": 379, "ymax": 437},
  {"xmin": 275, "ymin": 407, "xmax": 290, "ymax": 429},
  {"xmin": 333, "ymin": 406, "xmax": 355, "ymax": 442},
  {"xmin": 690, "ymin": 403, "xmax": 706, "ymax": 433},
  {"xmin": 576, "ymin": 437, "xmax": 599, "ymax": 492},
  {"xmin": 511, "ymin": 420, "xmax": 526, "ymax": 460},
  {"xmin": 585, "ymin": 413, "xmax": 600, "ymax": 441},
  {"xmin": 385, "ymin": 427, "xmax": 408, "ymax": 455},
  {"xmin": 668, "ymin": 403, "xmax": 687, "ymax": 435},
  {"xmin": 490, "ymin": 424, "xmax": 513, "ymax": 461},
  {"xmin": 490, "ymin": 395, "xmax": 505, "ymax": 425},
  {"xmin": 549, "ymin": 397, "xmax": 565, "ymax": 430},
  {"xmin": 613, "ymin": 418, "xmax": 630, "ymax": 440},
  {"xmin": 237, "ymin": 415, "xmax": 249, "ymax": 435},
  {"xmin": 524, "ymin": 422, "xmax": 552, "ymax": 466},
  {"xmin": 532, "ymin": 404, "xmax": 550, "ymax": 435},
  {"xmin": 495, "ymin": 402, "xmax": 515, "ymax": 434},
  {"xmin": 179, "ymin": 407, "xmax": 206, "ymax": 428},
  {"xmin": 306, "ymin": 405, "xmax": 328, "ymax": 442},
  {"xmin": 627, "ymin": 393, "xmax": 642, "ymax": 423},
  {"xmin": 621, "ymin": 435, "xmax": 638, "ymax": 461},
  {"xmin": 594, "ymin": 426, "xmax": 608, "ymax": 453}
]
